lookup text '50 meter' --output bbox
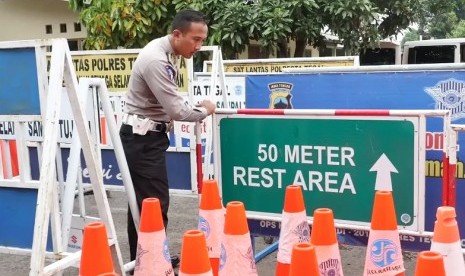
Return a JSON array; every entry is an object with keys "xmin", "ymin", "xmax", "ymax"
[{"xmin": 218, "ymin": 117, "xmax": 418, "ymax": 227}]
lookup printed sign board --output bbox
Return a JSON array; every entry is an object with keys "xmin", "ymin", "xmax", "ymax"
[
  {"xmin": 204, "ymin": 56, "xmax": 358, "ymax": 73},
  {"xmin": 50, "ymin": 50, "xmax": 189, "ymax": 92},
  {"xmin": 0, "ymin": 47, "xmax": 40, "ymax": 115},
  {"xmin": 217, "ymin": 115, "xmax": 419, "ymax": 230},
  {"xmin": 244, "ymin": 68, "xmax": 465, "ymax": 248}
]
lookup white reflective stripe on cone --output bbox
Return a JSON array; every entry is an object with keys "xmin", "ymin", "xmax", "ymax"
[
  {"xmin": 198, "ymin": 208, "xmax": 224, "ymax": 258},
  {"xmin": 315, "ymin": 244, "xmax": 344, "ymax": 276},
  {"xmin": 363, "ymin": 230, "xmax": 405, "ymax": 276},
  {"xmin": 431, "ymin": 240, "xmax": 465, "ymax": 276},
  {"xmin": 219, "ymin": 232, "xmax": 258, "ymax": 276},
  {"xmin": 134, "ymin": 231, "xmax": 174, "ymax": 276},
  {"xmin": 277, "ymin": 210, "xmax": 310, "ymax": 264}
]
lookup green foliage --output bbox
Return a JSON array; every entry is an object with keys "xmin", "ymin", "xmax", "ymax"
[
  {"xmin": 413, "ymin": 0, "xmax": 465, "ymax": 39},
  {"xmin": 429, "ymin": 12, "xmax": 458, "ymax": 39},
  {"xmin": 78, "ymin": 0, "xmax": 113, "ymax": 49},
  {"xmin": 401, "ymin": 29, "xmax": 420, "ymax": 46},
  {"xmin": 70, "ymin": 0, "xmax": 420, "ymax": 57},
  {"xmin": 68, "ymin": 0, "xmax": 89, "ymax": 11},
  {"xmin": 400, "ymin": 0, "xmax": 465, "ymax": 47},
  {"xmin": 320, "ymin": 0, "xmax": 378, "ymax": 53},
  {"xmin": 70, "ymin": 0, "xmax": 174, "ymax": 49},
  {"xmin": 449, "ymin": 20, "xmax": 465, "ymax": 38}
]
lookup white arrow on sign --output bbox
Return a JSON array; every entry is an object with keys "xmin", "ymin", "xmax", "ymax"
[{"xmin": 369, "ymin": 153, "xmax": 398, "ymax": 191}]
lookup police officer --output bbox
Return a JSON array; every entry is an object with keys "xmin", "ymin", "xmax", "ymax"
[{"xmin": 119, "ymin": 9, "xmax": 215, "ymax": 268}]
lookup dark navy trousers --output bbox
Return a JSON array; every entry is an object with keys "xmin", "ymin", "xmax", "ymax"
[{"xmin": 119, "ymin": 124, "xmax": 170, "ymax": 261}]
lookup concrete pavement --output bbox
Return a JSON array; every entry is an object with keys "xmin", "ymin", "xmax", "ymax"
[{"xmin": 0, "ymin": 190, "xmax": 417, "ymax": 275}]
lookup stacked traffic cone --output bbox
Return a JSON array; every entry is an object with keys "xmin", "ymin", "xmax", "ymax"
[
  {"xmin": 198, "ymin": 179, "xmax": 224, "ymax": 276},
  {"xmin": 363, "ymin": 191, "xmax": 405, "ymax": 276},
  {"xmin": 79, "ymin": 222, "xmax": 115, "ymax": 276},
  {"xmin": 311, "ymin": 208, "xmax": 344, "ymax": 275},
  {"xmin": 219, "ymin": 201, "xmax": 258, "ymax": 276},
  {"xmin": 276, "ymin": 185, "xmax": 310, "ymax": 276},
  {"xmin": 179, "ymin": 229, "xmax": 213, "ymax": 276},
  {"xmin": 288, "ymin": 243, "xmax": 320, "ymax": 276},
  {"xmin": 414, "ymin": 251, "xmax": 446, "ymax": 276},
  {"xmin": 430, "ymin": 206, "xmax": 465, "ymax": 276},
  {"xmin": 134, "ymin": 198, "xmax": 174, "ymax": 276}
]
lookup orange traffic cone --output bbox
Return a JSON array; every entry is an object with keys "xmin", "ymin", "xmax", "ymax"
[
  {"xmin": 97, "ymin": 273, "xmax": 120, "ymax": 276},
  {"xmin": 276, "ymin": 185, "xmax": 310, "ymax": 276},
  {"xmin": 198, "ymin": 179, "xmax": 224, "ymax": 276},
  {"xmin": 219, "ymin": 201, "xmax": 258, "ymax": 276},
  {"xmin": 311, "ymin": 208, "xmax": 344, "ymax": 275},
  {"xmin": 414, "ymin": 251, "xmax": 446, "ymax": 276},
  {"xmin": 179, "ymin": 229, "xmax": 213, "ymax": 276},
  {"xmin": 134, "ymin": 198, "xmax": 174, "ymax": 276},
  {"xmin": 430, "ymin": 206, "xmax": 465, "ymax": 276},
  {"xmin": 79, "ymin": 222, "xmax": 115, "ymax": 276},
  {"xmin": 289, "ymin": 243, "xmax": 320, "ymax": 276},
  {"xmin": 363, "ymin": 191, "xmax": 405, "ymax": 276}
]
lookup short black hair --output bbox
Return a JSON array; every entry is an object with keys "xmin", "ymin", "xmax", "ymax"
[{"xmin": 172, "ymin": 9, "xmax": 208, "ymax": 33}]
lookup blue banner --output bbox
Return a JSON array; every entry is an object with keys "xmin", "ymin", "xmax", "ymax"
[
  {"xmin": 0, "ymin": 48, "xmax": 41, "ymax": 115},
  {"xmin": 245, "ymin": 71, "xmax": 465, "ymax": 251},
  {"xmin": 27, "ymin": 148, "xmax": 192, "ymax": 190}
]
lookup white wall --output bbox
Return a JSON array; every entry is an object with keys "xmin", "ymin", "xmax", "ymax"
[{"xmin": 0, "ymin": 0, "xmax": 86, "ymax": 41}]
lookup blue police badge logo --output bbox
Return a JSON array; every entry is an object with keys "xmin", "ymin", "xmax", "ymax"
[
  {"xmin": 198, "ymin": 216, "xmax": 211, "ymax": 238},
  {"xmin": 219, "ymin": 243, "xmax": 227, "ymax": 270},
  {"xmin": 369, "ymin": 239, "xmax": 399, "ymax": 267},
  {"xmin": 234, "ymin": 85, "xmax": 243, "ymax": 96},
  {"xmin": 165, "ymin": 65, "xmax": 176, "ymax": 82},
  {"xmin": 425, "ymin": 78, "xmax": 465, "ymax": 120},
  {"xmin": 268, "ymin": 82, "xmax": 293, "ymax": 109},
  {"xmin": 163, "ymin": 239, "xmax": 171, "ymax": 263}
]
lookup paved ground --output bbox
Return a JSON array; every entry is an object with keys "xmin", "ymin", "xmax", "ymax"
[{"xmin": 0, "ymin": 190, "xmax": 418, "ymax": 275}]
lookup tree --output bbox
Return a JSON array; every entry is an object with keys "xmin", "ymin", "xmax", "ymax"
[
  {"xmin": 450, "ymin": 20, "xmax": 465, "ymax": 38},
  {"xmin": 175, "ymin": 0, "xmax": 420, "ymax": 57},
  {"xmin": 70, "ymin": 0, "xmax": 420, "ymax": 57},
  {"xmin": 399, "ymin": 0, "xmax": 465, "ymax": 45},
  {"xmin": 401, "ymin": 29, "xmax": 420, "ymax": 46},
  {"xmin": 70, "ymin": 0, "xmax": 174, "ymax": 49},
  {"xmin": 413, "ymin": 0, "xmax": 465, "ymax": 39}
]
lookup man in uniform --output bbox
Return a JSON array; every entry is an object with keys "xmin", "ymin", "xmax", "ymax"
[{"xmin": 120, "ymin": 9, "xmax": 215, "ymax": 269}]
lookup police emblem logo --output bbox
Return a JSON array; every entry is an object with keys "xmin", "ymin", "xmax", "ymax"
[
  {"xmin": 219, "ymin": 243, "xmax": 227, "ymax": 270},
  {"xmin": 319, "ymin": 258, "xmax": 342, "ymax": 276},
  {"xmin": 134, "ymin": 243, "xmax": 149, "ymax": 270},
  {"xmin": 425, "ymin": 78, "xmax": 465, "ymax": 120},
  {"xmin": 369, "ymin": 239, "xmax": 399, "ymax": 267},
  {"xmin": 244, "ymin": 245, "xmax": 257, "ymax": 270},
  {"xmin": 268, "ymin": 82, "xmax": 294, "ymax": 109},
  {"xmin": 292, "ymin": 221, "xmax": 310, "ymax": 243},
  {"xmin": 165, "ymin": 65, "xmax": 176, "ymax": 82},
  {"xmin": 162, "ymin": 239, "xmax": 171, "ymax": 263},
  {"xmin": 198, "ymin": 216, "xmax": 211, "ymax": 238}
]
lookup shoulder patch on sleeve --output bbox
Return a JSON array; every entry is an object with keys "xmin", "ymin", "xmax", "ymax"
[{"xmin": 165, "ymin": 65, "xmax": 176, "ymax": 82}]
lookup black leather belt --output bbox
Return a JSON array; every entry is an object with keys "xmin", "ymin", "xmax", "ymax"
[{"xmin": 121, "ymin": 124, "xmax": 167, "ymax": 135}]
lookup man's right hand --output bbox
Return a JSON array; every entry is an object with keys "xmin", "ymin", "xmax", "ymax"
[{"xmin": 199, "ymin": 100, "xmax": 216, "ymax": 115}]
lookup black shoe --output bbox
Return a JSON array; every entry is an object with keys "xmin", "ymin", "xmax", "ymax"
[{"xmin": 171, "ymin": 255, "xmax": 180, "ymax": 268}]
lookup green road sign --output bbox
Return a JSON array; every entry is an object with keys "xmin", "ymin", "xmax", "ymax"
[{"xmin": 218, "ymin": 117, "xmax": 418, "ymax": 228}]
